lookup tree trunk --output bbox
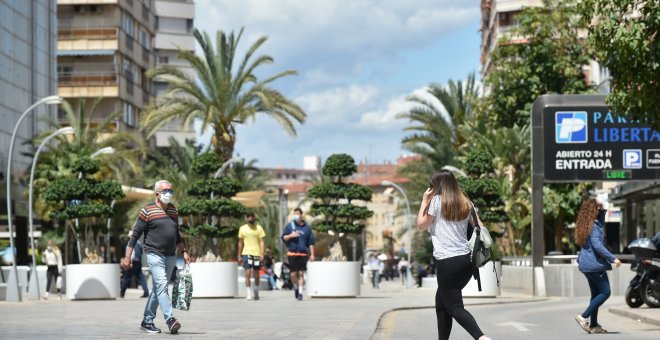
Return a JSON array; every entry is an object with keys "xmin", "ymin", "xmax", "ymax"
[{"xmin": 212, "ymin": 125, "xmax": 236, "ymax": 163}]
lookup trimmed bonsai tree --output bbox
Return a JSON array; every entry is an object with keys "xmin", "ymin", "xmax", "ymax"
[
  {"xmin": 458, "ymin": 149, "xmax": 508, "ymax": 260},
  {"xmin": 178, "ymin": 152, "xmax": 247, "ymax": 261},
  {"xmin": 308, "ymin": 154, "xmax": 374, "ymax": 260},
  {"xmin": 45, "ymin": 157, "xmax": 124, "ymax": 263}
]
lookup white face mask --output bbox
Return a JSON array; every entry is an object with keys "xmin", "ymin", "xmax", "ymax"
[
  {"xmin": 293, "ymin": 214, "xmax": 301, "ymax": 222},
  {"xmin": 159, "ymin": 192, "xmax": 172, "ymax": 204}
]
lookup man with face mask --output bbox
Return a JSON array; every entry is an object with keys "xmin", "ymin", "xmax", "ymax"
[
  {"xmin": 123, "ymin": 180, "xmax": 191, "ymax": 334},
  {"xmin": 281, "ymin": 208, "xmax": 315, "ymax": 301},
  {"xmin": 237, "ymin": 212, "xmax": 266, "ymax": 300}
]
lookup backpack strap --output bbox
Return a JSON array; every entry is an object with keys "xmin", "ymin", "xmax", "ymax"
[{"xmin": 469, "ymin": 207, "xmax": 482, "ymax": 291}]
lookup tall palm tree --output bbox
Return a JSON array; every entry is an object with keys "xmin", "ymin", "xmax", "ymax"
[
  {"xmin": 396, "ymin": 72, "xmax": 479, "ymax": 169},
  {"xmin": 142, "ymin": 28, "xmax": 307, "ymax": 161},
  {"xmin": 225, "ymin": 158, "xmax": 271, "ymax": 191}
]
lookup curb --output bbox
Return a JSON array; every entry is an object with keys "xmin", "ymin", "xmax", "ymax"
[
  {"xmin": 609, "ymin": 307, "xmax": 660, "ymax": 327},
  {"xmin": 370, "ymin": 298, "xmax": 547, "ymax": 339}
]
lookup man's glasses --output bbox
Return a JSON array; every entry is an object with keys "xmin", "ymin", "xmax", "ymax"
[{"xmin": 160, "ymin": 189, "xmax": 174, "ymax": 194}]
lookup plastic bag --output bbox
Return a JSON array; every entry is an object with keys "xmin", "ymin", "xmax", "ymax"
[{"xmin": 171, "ymin": 264, "xmax": 193, "ymax": 311}]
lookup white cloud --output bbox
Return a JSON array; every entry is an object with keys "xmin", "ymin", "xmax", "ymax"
[{"xmin": 296, "ymin": 84, "xmax": 379, "ymax": 127}]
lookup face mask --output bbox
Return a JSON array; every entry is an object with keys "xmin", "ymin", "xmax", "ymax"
[
  {"xmin": 293, "ymin": 215, "xmax": 301, "ymax": 222},
  {"xmin": 247, "ymin": 219, "xmax": 255, "ymax": 224},
  {"xmin": 159, "ymin": 192, "xmax": 172, "ymax": 204},
  {"xmin": 597, "ymin": 209, "xmax": 607, "ymax": 225},
  {"xmin": 47, "ymin": 246, "xmax": 52, "ymax": 250}
]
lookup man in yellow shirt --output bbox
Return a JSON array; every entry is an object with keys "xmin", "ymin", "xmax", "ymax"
[{"xmin": 237, "ymin": 212, "xmax": 265, "ymax": 300}]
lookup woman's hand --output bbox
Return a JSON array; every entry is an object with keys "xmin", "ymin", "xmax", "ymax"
[
  {"xmin": 422, "ymin": 188, "xmax": 434, "ymax": 203},
  {"xmin": 613, "ymin": 258, "xmax": 621, "ymax": 268}
]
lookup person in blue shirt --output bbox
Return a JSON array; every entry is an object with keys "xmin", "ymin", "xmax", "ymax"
[
  {"xmin": 281, "ymin": 208, "xmax": 315, "ymax": 301},
  {"xmin": 575, "ymin": 198, "xmax": 621, "ymax": 334},
  {"xmin": 121, "ymin": 231, "xmax": 149, "ymax": 298}
]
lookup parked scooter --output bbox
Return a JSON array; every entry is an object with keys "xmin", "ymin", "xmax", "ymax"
[{"xmin": 625, "ymin": 233, "xmax": 660, "ymax": 308}]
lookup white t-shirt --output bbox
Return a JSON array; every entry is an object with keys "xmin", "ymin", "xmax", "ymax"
[{"xmin": 428, "ymin": 195, "xmax": 471, "ymax": 260}]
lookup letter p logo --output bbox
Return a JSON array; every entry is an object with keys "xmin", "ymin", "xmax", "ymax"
[
  {"xmin": 623, "ymin": 150, "xmax": 642, "ymax": 169},
  {"xmin": 555, "ymin": 112, "xmax": 588, "ymax": 143}
]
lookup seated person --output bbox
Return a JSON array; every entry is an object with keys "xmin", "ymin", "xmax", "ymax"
[{"xmin": 260, "ymin": 266, "xmax": 278, "ymax": 290}]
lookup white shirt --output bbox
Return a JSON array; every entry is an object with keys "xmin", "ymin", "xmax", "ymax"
[
  {"xmin": 42, "ymin": 248, "xmax": 63, "ymax": 272},
  {"xmin": 427, "ymin": 195, "xmax": 471, "ymax": 260}
]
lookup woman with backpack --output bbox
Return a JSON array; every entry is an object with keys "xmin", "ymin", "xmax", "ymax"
[
  {"xmin": 574, "ymin": 198, "xmax": 621, "ymax": 334},
  {"xmin": 416, "ymin": 169, "xmax": 491, "ymax": 340}
]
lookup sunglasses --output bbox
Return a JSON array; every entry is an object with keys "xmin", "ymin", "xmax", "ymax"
[{"xmin": 159, "ymin": 189, "xmax": 174, "ymax": 194}]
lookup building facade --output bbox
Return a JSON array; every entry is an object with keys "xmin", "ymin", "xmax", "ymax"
[
  {"xmin": 57, "ymin": 0, "xmax": 155, "ymax": 132},
  {"xmin": 0, "ymin": 0, "xmax": 58, "ymax": 264},
  {"xmin": 152, "ymin": 0, "xmax": 195, "ymax": 147}
]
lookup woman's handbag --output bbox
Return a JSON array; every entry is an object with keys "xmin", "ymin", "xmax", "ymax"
[
  {"xmin": 468, "ymin": 208, "xmax": 498, "ymax": 291},
  {"xmin": 172, "ymin": 264, "xmax": 193, "ymax": 311}
]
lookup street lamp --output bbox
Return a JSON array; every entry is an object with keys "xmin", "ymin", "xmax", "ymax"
[
  {"xmin": 5, "ymin": 95, "xmax": 62, "ymax": 302},
  {"xmin": 381, "ymin": 180, "xmax": 414, "ymax": 288},
  {"xmin": 27, "ymin": 127, "xmax": 75, "ymax": 300},
  {"xmin": 78, "ymin": 147, "xmax": 115, "ymax": 179},
  {"xmin": 441, "ymin": 165, "xmax": 468, "ymax": 178}
]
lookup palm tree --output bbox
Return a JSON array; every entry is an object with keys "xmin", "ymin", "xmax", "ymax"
[
  {"xmin": 29, "ymin": 99, "xmax": 146, "ymax": 221},
  {"xmin": 396, "ymin": 72, "xmax": 479, "ymax": 169},
  {"xmin": 225, "ymin": 158, "xmax": 271, "ymax": 191},
  {"xmin": 141, "ymin": 28, "xmax": 307, "ymax": 161}
]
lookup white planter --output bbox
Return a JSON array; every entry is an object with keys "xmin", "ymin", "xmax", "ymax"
[
  {"xmin": 65, "ymin": 264, "xmax": 120, "ymax": 300},
  {"xmin": 463, "ymin": 261, "xmax": 501, "ymax": 297},
  {"xmin": 190, "ymin": 262, "xmax": 237, "ymax": 298},
  {"xmin": 306, "ymin": 261, "xmax": 361, "ymax": 297}
]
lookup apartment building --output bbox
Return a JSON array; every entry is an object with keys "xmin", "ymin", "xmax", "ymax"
[
  {"xmin": 152, "ymin": 0, "xmax": 195, "ymax": 147},
  {"xmin": 0, "ymin": 0, "xmax": 58, "ymax": 265},
  {"xmin": 57, "ymin": 0, "xmax": 155, "ymax": 132},
  {"xmin": 479, "ymin": 0, "xmax": 609, "ymax": 90}
]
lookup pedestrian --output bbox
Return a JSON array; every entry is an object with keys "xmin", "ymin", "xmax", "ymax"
[
  {"xmin": 120, "ymin": 231, "xmax": 149, "ymax": 298},
  {"xmin": 237, "ymin": 212, "xmax": 266, "ymax": 300},
  {"xmin": 41, "ymin": 239, "xmax": 63, "ymax": 300},
  {"xmin": 368, "ymin": 254, "xmax": 380, "ymax": 289},
  {"xmin": 398, "ymin": 258, "xmax": 410, "ymax": 286},
  {"xmin": 281, "ymin": 207, "xmax": 315, "ymax": 301},
  {"xmin": 574, "ymin": 198, "xmax": 621, "ymax": 334},
  {"xmin": 123, "ymin": 180, "xmax": 191, "ymax": 334},
  {"xmin": 416, "ymin": 169, "xmax": 491, "ymax": 340}
]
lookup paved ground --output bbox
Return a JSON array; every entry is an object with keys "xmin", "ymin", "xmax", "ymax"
[{"xmin": 1, "ymin": 280, "xmax": 659, "ymax": 339}]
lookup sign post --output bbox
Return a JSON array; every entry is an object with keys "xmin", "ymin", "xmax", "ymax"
[{"xmin": 531, "ymin": 94, "xmax": 660, "ymax": 296}]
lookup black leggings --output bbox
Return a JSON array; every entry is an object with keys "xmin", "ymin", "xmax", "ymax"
[
  {"xmin": 435, "ymin": 254, "xmax": 484, "ymax": 340},
  {"xmin": 46, "ymin": 265, "xmax": 60, "ymax": 292}
]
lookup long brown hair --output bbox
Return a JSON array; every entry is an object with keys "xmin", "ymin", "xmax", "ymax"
[
  {"xmin": 424, "ymin": 169, "xmax": 471, "ymax": 221},
  {"xmin": 575, "ymin": 198, "xmax": 600, "ymax": 246}
]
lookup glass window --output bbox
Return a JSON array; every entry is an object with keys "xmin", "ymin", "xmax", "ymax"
[{"xmin": 123, "ymin": 13, "xmax": 134, "ymax": 37}]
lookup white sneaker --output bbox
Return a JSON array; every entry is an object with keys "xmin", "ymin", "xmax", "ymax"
[
  {"xmin": 246, "ymin": 288, "xmax": 252, "ymax": 300},
  {"xmin": 575, "ymin": 314, "xmax": 590, "ymax": 333},
  {"xmin": 43, "ymin": 292, "xmax": 49, "ymax": 300},
  {"xmin": 57, "ymin": 294, "xmax": 62, "ymax": 300}
]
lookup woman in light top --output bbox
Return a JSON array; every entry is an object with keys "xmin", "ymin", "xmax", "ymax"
[
  {"xmin": 41, "ymin": 239, "xmax": 63, "ymax": 300},
  {"xmin": 417, "ymin": 169, "xmax": 490, "ymax": 340}
]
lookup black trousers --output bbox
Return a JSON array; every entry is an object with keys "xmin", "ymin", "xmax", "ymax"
[
  {"xmin": 46, "ymin": 265, "xmax": 59, "ymax": 292},
  {"xmin": 435, "ymin": 254, "xmax": 484, "ymax": 340}
]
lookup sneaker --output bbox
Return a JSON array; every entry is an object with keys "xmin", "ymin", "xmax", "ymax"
[
  {"xmin": 253, "ymin": 290, "xmax": 259, "ymax": 301},
  {"xmin": 575, "ymin": 314, "xmax": 590, "ymax": 333},
  {"xmin": 297, "ymin": 292, "xmax": 303, "ymax": 301},
  {"xmin": 140, "ymin": 293, "xmax": 149, "ymax": 298},
  {"xmin": 590, "ymin": 325, "xmax": 608, "ymax": 334},
  {"xmin": 57, "ymin": 294, "xmax": 62, "ymax": 300},
  {"xmin": 140, "ymin": 321, "xmax": 161, "ymax": 334},
  {"xmin": 166, "ymin": 317, "xmax": 181, "ymax": 334},
  {"xmin": 43, "ymin": 292, "xmax": 49, "ymax": 300},
  {"xmin": 294, "ymin": 289, "xmax": 300, "ymax": 300},
  {"xmin": 246, "ymin": 288, "xmax": 252, "ymax": 300}
]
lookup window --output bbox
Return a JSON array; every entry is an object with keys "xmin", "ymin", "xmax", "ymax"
[
  {"xmin": 158, "ymin": 56, "xmax": 169, "ymax": 64},
  {"xmin": 186, "ymin": 19, "xmax": 193, "ymax": 33},
  {"xmin": 124, "ymin": 59, "xmax": 135, "ymax": 82},
  {"xmin": 123, "ymin": 102, "xmax": 135, "ymax": 127},
  {"xmin": 123, "ymin": 14, "xmax": 134, "ymax": 37}
]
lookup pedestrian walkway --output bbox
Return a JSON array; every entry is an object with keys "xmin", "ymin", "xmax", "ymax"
[
  {"xmin": 609, "ymin": 305, "xmax": 660, "ymax": 327},
  {"xmin": 0, "ymin": 280, "xmax": 658, "ymax": 339}
]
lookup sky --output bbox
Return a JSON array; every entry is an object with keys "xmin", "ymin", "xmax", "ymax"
[{"xmin": 194, "ymin": 0, "xmax": 482, "ymax": 169}]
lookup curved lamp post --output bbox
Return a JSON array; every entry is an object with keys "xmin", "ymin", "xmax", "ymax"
[
  {"xmin": 441, "ymin": 165, "xmax": 468, "ymax": 178},
  {"xmin": 27, "ymin": 126, "xmax": 75, "ymax": 299},
  {"xmin": 381, "ymin": 180, "xmax": 414, "ymax": 288},
  {"xmin": 5, "ymin": 95, "xmax": 62, "ymax": 302},
  {"xmin": 210, "ymin": 157, "xmax": 243, "ymax": 198}
]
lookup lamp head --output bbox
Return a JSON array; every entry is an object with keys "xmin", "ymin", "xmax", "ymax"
[
  {"xmin": 42, "ymin": 96, "xmax": 63, "ymax": 105},
  {"xmin": 381, "ymin": 180, "xmax": 393, "ymax": 186},
  {"xmin": 55, "ymin": 127, "xmax": 75, "ymax": 135}
]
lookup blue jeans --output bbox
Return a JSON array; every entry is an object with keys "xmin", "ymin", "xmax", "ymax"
[
  {"xmin": 120, "ymin": 260, "xmax": 149, "ymax": 297},
  {"xmin": 582, "ymin": 271, "xmax": 611, "ymax": 326},
  {"xmin": 144, "ymin": 253, "xmax": 177, "ymax": 323},
  {"xmin": 261, "ymin": 273, "xmax": 276, "ymax": 289}
]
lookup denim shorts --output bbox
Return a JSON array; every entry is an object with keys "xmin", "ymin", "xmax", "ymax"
[{"xmin": 242, "ymin": 255, "xmax": 261, "ymax": 269}]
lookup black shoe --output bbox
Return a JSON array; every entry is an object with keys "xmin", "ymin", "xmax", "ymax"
[
  {"xmin": 140, "ymin": 321, "xmax": 161, "ymax": 333},
  {"xmin": 294, "ymin": 289, "xmax": 299, "ymax": 300},
  {"xmin": 297, "ymin": 293, "xmax": 303, "ymax": 301},
  {"xmin": 140, "ymin": 293, "xmax": 149, "ymax": 298},
  {"xmin": 166, "ymin": 317, "xmax": 181, "ymax": 334}
]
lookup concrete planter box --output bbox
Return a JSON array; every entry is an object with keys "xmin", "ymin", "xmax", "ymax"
[
  {"xmin": 66, "ymin": 264, "xmax": 119, "ymax": 300},
  {"xmin": 190, "ymin": 262, "xmax": 237, "ymax": 298},
  {"xmin": 307, "ymin": 261, "xmax": 361, "ymax": 297}
]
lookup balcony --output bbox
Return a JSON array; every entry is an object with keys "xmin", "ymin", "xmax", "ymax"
[
  {"xmin": 58, "ymin": 23, "xmax": 118, "ymax": 51},
  {"xmin": 58, "ymin": 71, "xmax": 119, "ymax": 98}
]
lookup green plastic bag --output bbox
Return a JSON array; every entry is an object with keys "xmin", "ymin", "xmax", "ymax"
[{"xmin": 172, "ymin": 264, "xmax": 193, "ymax": 311}]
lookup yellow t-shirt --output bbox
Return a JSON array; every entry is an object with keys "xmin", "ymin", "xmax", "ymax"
[{"xmin": 238, "ymin": 224, "xmax": 265, "ymax": 256}]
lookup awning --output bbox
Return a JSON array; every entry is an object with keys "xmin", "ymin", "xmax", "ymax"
[{"xmin": 58, "ymin": 50, "xmax": 114, "ymax": 56}]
